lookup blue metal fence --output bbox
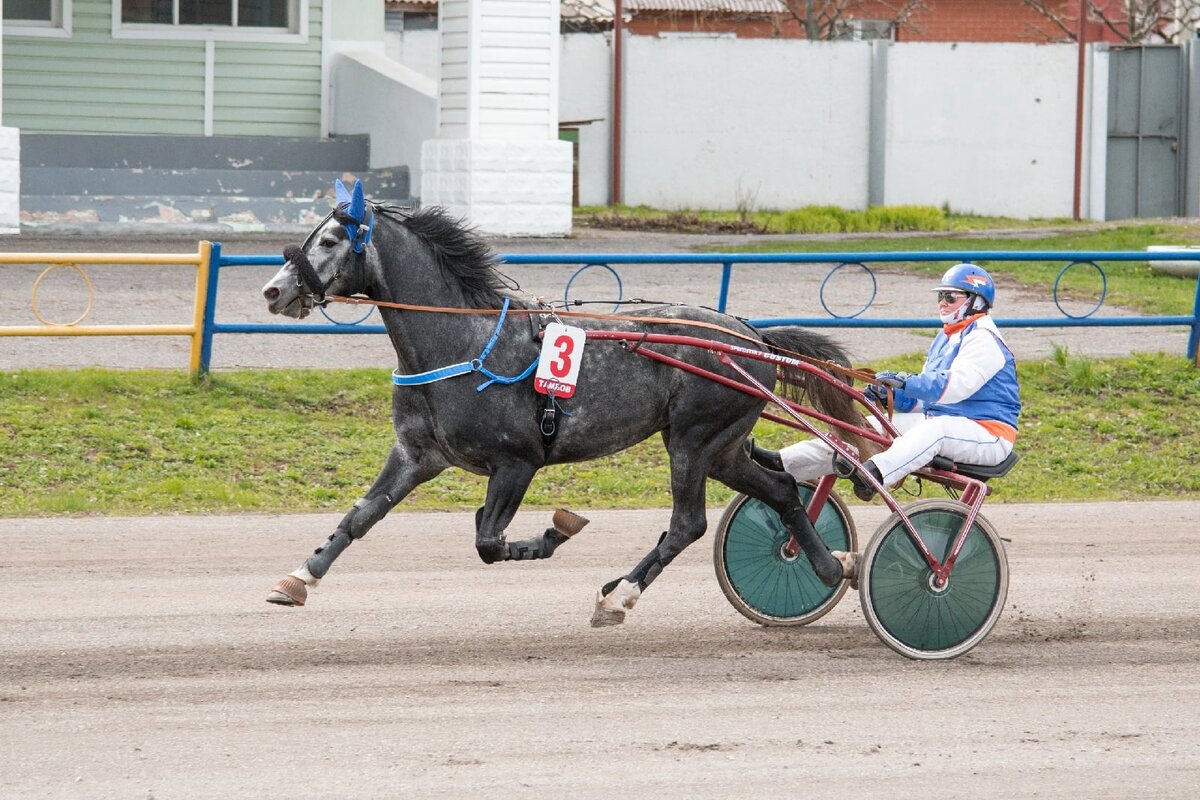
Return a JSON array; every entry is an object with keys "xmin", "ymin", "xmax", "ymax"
[{"xmin": 200, "ymin": 244, "xmax": 1200, "ymax": 375}]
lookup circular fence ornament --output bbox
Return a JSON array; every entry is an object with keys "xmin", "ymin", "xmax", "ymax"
[
  {"xmin": 31, "ymin": 263, "xmax": 96, "ymax": 327},
  {"xmin": 819, "ymin": 262, "xmax": 877, "ymax": 319},
  {"xmin": 563, "ymin": 263, "xmax": 624, "ymax": 313},
  {"xmin": 1053, "ymin": 261, "xmax": 1107, "ymax": 319}
]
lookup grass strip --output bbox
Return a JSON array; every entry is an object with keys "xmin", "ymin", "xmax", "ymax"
[{"xmin": 2, "ymin": 351, "xmax": 1197, "ymax": 517}]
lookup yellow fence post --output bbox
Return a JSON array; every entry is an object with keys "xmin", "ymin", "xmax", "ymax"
[{"xmin": 189, "ymin": 241, "xmax": 212, "ymax": 378}]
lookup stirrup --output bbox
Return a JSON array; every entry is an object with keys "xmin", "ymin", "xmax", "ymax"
[{"xmin": 833, "ymin": 454, "xmax": 878, "ymax": 502}]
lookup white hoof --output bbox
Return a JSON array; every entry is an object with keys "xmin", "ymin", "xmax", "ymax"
[
  {"xmin": 831, "ymin": 550, "xmax": 860, "ymax": 590},
  {"xmin": 590, "ymin": 579, "xmax": 641, "ymax": 627}
]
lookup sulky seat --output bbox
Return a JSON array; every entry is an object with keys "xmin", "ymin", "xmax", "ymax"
[{"xmin": 927, "ymin": 450, "xmax": 1020, "ymax": 482}]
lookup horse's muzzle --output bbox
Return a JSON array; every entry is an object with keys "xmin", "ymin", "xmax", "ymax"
[{"xmin": 283, "ymin": 244, "xmax": 326, "ymax": 301}]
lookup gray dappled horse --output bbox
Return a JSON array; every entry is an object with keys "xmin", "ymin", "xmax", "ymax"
[{"xmin": 261, "ymin": 181, "xmax": 870, "ymax": 625}]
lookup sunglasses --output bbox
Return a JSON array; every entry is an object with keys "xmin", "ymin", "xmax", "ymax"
[{"xmin": 937, "ymin": 291, "xmax": 967, "ymax": 303}]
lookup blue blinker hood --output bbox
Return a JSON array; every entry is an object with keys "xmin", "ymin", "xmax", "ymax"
[{"xmin": 334, "ymin": 178, "xmax": 374, "ymax": 253}]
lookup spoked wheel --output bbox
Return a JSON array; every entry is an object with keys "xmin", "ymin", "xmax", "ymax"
[
  {"xmin": 714, "ymin": 481, "xmax": 856, "ymax": 626},
  {"xmin": 859, "ymin": 498, "xmax": 1008, "ymax": 660}
]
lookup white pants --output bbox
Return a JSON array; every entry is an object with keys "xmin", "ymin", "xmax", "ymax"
[{"xmin": 778, "ymin": 412, "xmax": 1014, "ymax": 487}]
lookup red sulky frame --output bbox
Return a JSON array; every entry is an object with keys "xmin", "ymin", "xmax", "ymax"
[{"xmin": 583, "ymin": 329, "xmax": 993, "ymax": 590}]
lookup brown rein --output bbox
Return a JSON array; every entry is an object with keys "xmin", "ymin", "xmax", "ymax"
[{"xmin": 325, "ymin": 293, "xmax": 877, "ymax": 385}]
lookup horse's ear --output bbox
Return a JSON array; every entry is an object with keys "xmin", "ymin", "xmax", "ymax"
[
  {"xmin": 350, "ymin": 180, "xmax": 366, "ymax": 221},
  {"xmin": 334, "ymin": 179, "xmax": 351, "ymax": 209}
]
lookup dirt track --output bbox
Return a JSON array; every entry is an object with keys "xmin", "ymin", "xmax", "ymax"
[
  {"xmin": 2, "ymin": 502, "xmax": 1198, "ymax": 799},
  {"xmin": 2, "ymin": 229, "xmax": 1198, "ymax": 796}
]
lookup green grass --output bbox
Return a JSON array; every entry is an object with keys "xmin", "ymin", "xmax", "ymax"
[
  {"xmin": 727, "ymin": 223, "xmax": 1200, "ymax": 317},
  {"xmin": 573, "ymin": 203, "xmax": 1083, "ymax": 235},
  {"xmin": 4, "ymin": 221, "xmax": 1198, "ymax": 516},
  {"xmin": 2, "ymin": 353, "xmax": 1198, "ymax": 517}
]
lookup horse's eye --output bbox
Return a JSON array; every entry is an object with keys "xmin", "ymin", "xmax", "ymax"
[{"xmin": 320, "ymin": 237, "xmax": 338, "ymax": 248}]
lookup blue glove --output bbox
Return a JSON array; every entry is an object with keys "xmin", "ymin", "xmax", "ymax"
[
  {"xmin": 866, "ymin": 373, "xmax": 917, "ymax": 412},
  {"xmin": 874, "ymin": 370, "xmax": 913, "ymax": 388},
  {"xmin": 863, "ymin": 384, "xmax": 889, "ymax": 404}
]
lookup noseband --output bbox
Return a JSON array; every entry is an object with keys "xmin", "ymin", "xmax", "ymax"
[{"xmin": 283, "ymin": 205, "xmax": 373, "ymax": 305}]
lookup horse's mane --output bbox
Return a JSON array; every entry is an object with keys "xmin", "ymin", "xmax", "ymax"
[{"xmin": 377, "ymin": 204, "xmax": 508, "ymax": 308}]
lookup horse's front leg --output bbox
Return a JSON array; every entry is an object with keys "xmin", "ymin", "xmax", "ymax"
[
  {"xmin": 266, "ymin": 444, "xmax": 443, "ymax": 606},
  {"xmin": 473, "ymin": 459, "xmax": 565, "ymax": 564}
]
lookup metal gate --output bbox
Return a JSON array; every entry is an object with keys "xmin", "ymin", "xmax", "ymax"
[{"xmin": 1106, "ymin": 45, "xmax": 1186, "ymax": 220}]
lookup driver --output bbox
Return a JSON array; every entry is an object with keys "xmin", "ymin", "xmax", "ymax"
[{"xmin": 749, "ymin": 263, "xmax": 1021, "ymax": 500}]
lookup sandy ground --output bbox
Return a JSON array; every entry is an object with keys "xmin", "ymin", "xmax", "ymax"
[
  {"xmin": 2, "ymin": 228, "xmax": 1197, "ymax": 797},
  {"xmin": 2, "ymin": 502, "xmax": 1198, "ymax": 799},
  {"xmin": 0, "ymin": 228, "xmax": 1191, "ymax": 371}
]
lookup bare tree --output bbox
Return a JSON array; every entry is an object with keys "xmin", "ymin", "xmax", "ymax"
[
  {"xmin": 779, "ymin": 0, "xmax": 928, "ymax": 40},
  {"xmin": 1020, "ymin": 0, "xmax": 1200, "ymax": 44}
]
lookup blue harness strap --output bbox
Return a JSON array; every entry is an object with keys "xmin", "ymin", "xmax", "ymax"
[
  {"xmin": 391, "ymin": 361, "xmax": 475, "ymax": 386},
  {"xmin": 390, "ymin": 297, "xmax": 539, "ymax": 391}
]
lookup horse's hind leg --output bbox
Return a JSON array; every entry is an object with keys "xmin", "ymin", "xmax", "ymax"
[
  {"xmin": 708, "ymin": 442, "xmax": 844, "ymax": 587},
  {"xmin": 266, "ymin": 444, "xmax": 443, "ymax": 606},
  {"xmin": 591, "ymin": 430, "xmax": 717, "ymax": 627}
]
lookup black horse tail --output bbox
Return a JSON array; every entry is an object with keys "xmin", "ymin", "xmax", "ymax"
[{"xmin": 759, "ymin": 326, "xmax": 880, "ymax": 461}]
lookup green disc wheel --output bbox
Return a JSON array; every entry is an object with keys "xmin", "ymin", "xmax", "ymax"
[
  {"xmin": 714, "ymin": 481, "xmax": 856, "ymax": 626},
  {"xmin": 860, "ymin": 499, "xmax": 1008, "ymax": 660}
]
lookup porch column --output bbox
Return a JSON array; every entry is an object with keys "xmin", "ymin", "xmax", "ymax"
[
  {"xmin": 0, "ymin": 22, "xmax": 19, "ymax": 234},
  {"xmin": 421, "ymin": 0, "xmax": 572, "ymax": 236}
]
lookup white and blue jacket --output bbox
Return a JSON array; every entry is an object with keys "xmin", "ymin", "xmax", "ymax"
[{"xmin": 901, "ymin": 314, "xmax": 1021, "ymax": 441}]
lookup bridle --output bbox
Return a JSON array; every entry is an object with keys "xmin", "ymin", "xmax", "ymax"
[
  {"xmin": 281, "ymin": 203, "xmax": 878, "ymax": 388},
  {"xmin": 284, "ymin": 205, "xmax": 374, "ymax": 306}
]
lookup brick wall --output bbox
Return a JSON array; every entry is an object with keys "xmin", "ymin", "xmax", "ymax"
[
  {"xmin": 627, "ymin": 0, "xmax": 1127, "ymax": 44},
  {"xmin": 900, "ymin": 0, "xmax": 1071, "ymax": 42}
]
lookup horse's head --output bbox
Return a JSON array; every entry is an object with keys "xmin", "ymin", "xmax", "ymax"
[{"xmin": 262, "ymin": 179, "xmax": 375, "ymax": 318}]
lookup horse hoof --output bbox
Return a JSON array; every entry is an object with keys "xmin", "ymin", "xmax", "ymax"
[
  {"xmin": 590, "ymin": 592, "xmax": 626, "ymax": 627},
  {"xmin": 476, "ymin": 539, "xmax": 507, "ymax": 564},
  {"xmin": 590, "ymin": 579, "xmax": 641, "ymax": 627},
  {"xmin": 552, "ymin": 508, "xmax": 590, "ymax": 537},
  {"xmin": 266, "ymin": 576, "xmax": 307, "ymax": 606}
]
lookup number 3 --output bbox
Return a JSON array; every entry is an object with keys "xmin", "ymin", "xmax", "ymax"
[{"xmin": 550, "ymin": 334, "xmax": 574, "ymax": 378}]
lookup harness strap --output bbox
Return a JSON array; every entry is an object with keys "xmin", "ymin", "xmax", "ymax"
[
  {"xmin": 390, "ymin": 297, "xmax": 539, "ymax": 391},
  {"xmin": 475, "ymin": 358, "xmax": 538, "ymax": 392},
  {"xmin": 391, "ymin": 362, "xmax": 475, "ymax": 386},
  {"xmin": 330, "ymin": 294, "xmax": 874, "ymax": 384},
  {"xmin": 538, "ymin": 393, "xmax": 559, "ymax": 454}
]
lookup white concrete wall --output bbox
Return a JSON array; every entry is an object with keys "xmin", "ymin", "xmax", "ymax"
[
  {"xmin": 560, "ymin": 32, "xmax": 612, "ymax": 207},
  {"xmin": 330, "ymin": 51, "xmax": 437, "ymax": 184},
  {"xmin": 422, "ymin": 138, "xmax": 572, "ymax": 234},
  {"xmin": 622, "ymin": 37, "xmax": 874, "ymax": 211},
  {"xmin": 882, "ymin": 43, "xmax": 1078, "ymax": 218},
  {"xmin": 386, "ymin": 31, "xmax": 1092, "ymax": 218},
  {"xmin": 384, "ymin": 29, "xmax": 441, "ymax": 79}
]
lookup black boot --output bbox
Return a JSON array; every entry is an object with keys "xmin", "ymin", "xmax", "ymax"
[
  {"xmin": 744, "ymin": 438, "xmax": 784, "ymax": 472},
  {"xmin": 833, "ymin": 455, "xmax": 883, "ymax": 502}
]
